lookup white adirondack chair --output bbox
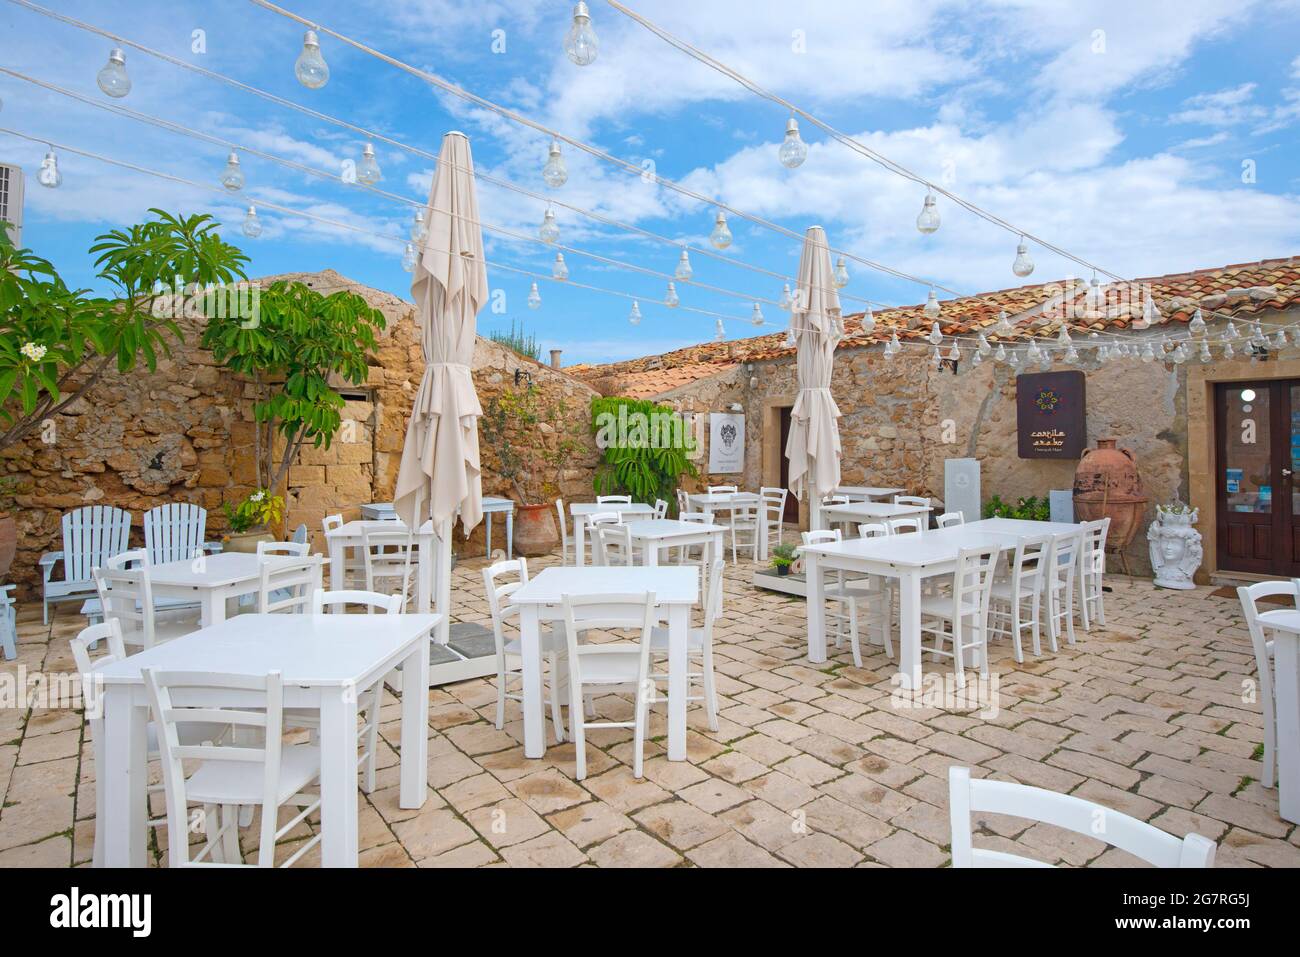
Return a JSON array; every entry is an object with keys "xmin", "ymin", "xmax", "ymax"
[
  {"xmin": 40, "ymin": 506, "xmax": 132, "ymax": 624},
  {"xmin": 0, "ymin": 585, "xmax": 16, "ymax": 660},
  {"xmin": 144, "ymin": 503, "xmax": 221, "ymax": 565}
]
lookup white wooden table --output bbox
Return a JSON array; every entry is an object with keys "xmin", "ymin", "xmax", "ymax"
[
  {"xmin": 802, "ymin": 518, "xmax": 1086, "ymax": 688},
  {"xmin": 94, "ymin": 613, "xmax": 438, "ymax": 868},
  {"xmin": 815, "ymin": 500, "xmax": 931, "ymax": 531},
  {"xmin": 1247, "ymin": 610, "xmax": 1300, "ymax": 824},
  {"xmin": 570, "ymin": 502, "xmax": 655, "ymax": 566},
  {"xmin": 360, "ymin": 498, "xmax": 514, "ymax": 558},
  {"xmin": 148, "ymin": 552, "xmax": 326, "ymax": 627},
  {"xmin": 509, "ymin": 566, "xmax": 697, "ymax": 761},
  {"xmin": 325, "ymin": 520, "xmax": 436, "ymax": 614},
  {"xmin": 624, "ymin": 518, "xmax": 727, "ymax": 567},
  {"xmin": 687, "ymin": 492, "xmax": 770, "ymax": 561}
]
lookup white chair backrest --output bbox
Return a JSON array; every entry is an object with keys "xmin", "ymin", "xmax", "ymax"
[
  {"xmin": 654, "ymin": 499, "xmax": 668, "ymax": 519},
  {"xmin": 70, "ymin": 619, "xmax": 128, "ymax": 712},
  {"xmin": 483, "ymin": 559, "xmax": 528, "ymax": 650},
  {"xmin": 801, "ymin": 529, "xmax": 842, "ymax": 547},
  {"xmin": 894, "ymin": 495, "xmax": 930, "ymax": 508},
  {"xmin": 257, "ymin": 557, "xmax": 318, "ymax": 614},
  {"xmin": 291, "ymin": 523, "xmax": 309, "ymax": 545},
  {"xmin": 703, "ymin": 558, "xmax": 726, "ymax": 622},
  {"xmin": 889, "ymin": 516, "xmax": 924, "ymax": 535},
  {"xmin": 143, "ymin": 668, "xmax": 289, "ymax": 867},
  {"xmin": 1047, "ymin": 529, "xmax": 1082, "ymax": 582},
  {"xmin": 559, "ymin": 591, "xmax": 657, "ymax": 671},
  {"xmin": 948, "ymin": 766, "xmax": 1216, "ymax": 867},
  {"xmin": 554, "ymin": 499, "xmax": 568, "ymax": 542},
  {"xmin": 258, "ymin": 540, "xmax": 310, "ymax": 558},
  {"xmin": 1238, "ymin": 581, "xmax": 1296, "ymax": 703},
  {"xmin": 1009, "ymin": 533, "xmax": 1050, "ymax": 590},
  {"xmin": 952, "ymin": 545, "xmax": 999, "ymax": 618},
  {"xmin": 361, "ymin": 527, "xmax": 416, "ymax": 597},
  {"xmin": 822, "ymin": 493, "xmax": 849, "ymax": 506},
  {"xmin": 708, "ymin": 485, "xmax": 738, "ymax": 495},
  {"xmin": 857, "ymin": 523, "xmax": 888, "ymax": 538},
  {"xmin": 322, "ymin": 513, "xmax": 344, "ymax": 536},
  {"xmin": 675, "ymin": 488, "xmax": 689, "ymax": 516},
  {"xmin": 596, "ymin": 523, "xmax": 634, "ymax": 567},
  {"xmin": 679, "ymin": 511, "xmax": 709, "ymax": 524},
  {"xmin": 311, "ymin": 588, "xmax": 402, "ymax": 615},
  {"xmin": 62, "ymin": 506, "xmax": 132, "ymax": 584},
  {"xmin": 936, "ymin": 511, "xmax": 964, "ymax": 528},
  {"xmin": 1081, "ymin": 517, "xmax": 1110, "ymax": 576},
  {"xmin": 730, "ymin": 493, "xmax": 760, "ymax": 523},
  {"xmin": 596, "ymin": 495, "xmax": 631, "ymax": 505},
  {"xmin": 93, "ymin": 549, "xmax": 159, "ymax": 648},
  {"xmin": 144, "ymin": 503, "xmax": 207, "ymax": 566}
]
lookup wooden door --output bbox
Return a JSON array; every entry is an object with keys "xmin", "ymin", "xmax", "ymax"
[{"xmin": 777, "ymin": 406, "xmax": 799, "ymax": 522}]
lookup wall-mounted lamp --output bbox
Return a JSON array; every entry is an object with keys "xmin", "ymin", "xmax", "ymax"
[{"xmin": 513, "ymin": 368, "xmax": 534, "ymax": 387}]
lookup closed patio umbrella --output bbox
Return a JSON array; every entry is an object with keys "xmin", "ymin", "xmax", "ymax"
[
  {"xmin": 784, "ymin": 225, "xmax": 843, "ymax": 506},
  {"xmin": 394, "ymin": 131, "xmax": 488, "ymax": 637}
]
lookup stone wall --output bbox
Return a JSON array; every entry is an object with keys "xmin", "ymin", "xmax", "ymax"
[{"xmin": 1, "ymin": 269, "xmax": 600, "ymax": 598}]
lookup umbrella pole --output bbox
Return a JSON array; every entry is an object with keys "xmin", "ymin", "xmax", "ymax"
[{"xmin": 435, "ymin": 515, "xmax": 452, "ymax": 648}]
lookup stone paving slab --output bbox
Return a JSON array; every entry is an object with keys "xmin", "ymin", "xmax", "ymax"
[{"xmin": 1, "ymin": 554, "xmax": 1296, "ymax": 868}]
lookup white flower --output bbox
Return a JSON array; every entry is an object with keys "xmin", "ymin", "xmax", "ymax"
[
  {"xmin": 250, "ymin": 490, "xmax": 265, "ymax": 503},
  {"xmin": 20, "ymin": 341, "xmax": 47, "ymax": 362}
]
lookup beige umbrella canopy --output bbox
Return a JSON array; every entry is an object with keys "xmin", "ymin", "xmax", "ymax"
[
  {"xmin": 783, "ymin": 225, "xmax": 843, "ymax": 502},
  {"xmin": 394, "ymin": 131, "xmax": 488, "ymax": 536}
]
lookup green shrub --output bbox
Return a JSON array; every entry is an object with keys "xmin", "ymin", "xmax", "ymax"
[
  {"xmin": 982, "ymin": 494, "xmax": 1050, "ymax": 521},
  {"xmin": 590, "ymin": 396, "xmax": 697, "ymax": 505}
]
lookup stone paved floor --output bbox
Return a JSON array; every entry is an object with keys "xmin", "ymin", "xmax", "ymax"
[{"xmin": 1, "ymin": 553, "xmax": 1298, "ymax": 868}]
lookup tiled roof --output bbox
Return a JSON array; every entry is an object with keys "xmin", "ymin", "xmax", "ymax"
[
  {"xmin": 570, "ymin": 256, "xmax": 1300, "ymax": 392},
  {"xmin": 573, "ymin": 360, "xmax": 738, "ymax": 398}
]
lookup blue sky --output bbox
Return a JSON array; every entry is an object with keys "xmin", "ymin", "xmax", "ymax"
[{"xmin": 2, "ymin": 0, "xmax": 1299, "ymax": 364}]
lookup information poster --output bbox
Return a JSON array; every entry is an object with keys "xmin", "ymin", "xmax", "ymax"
[
  {"xmin": 708, "ymin": 412, "xmax": 745, "ymax": 473},
  {"xmin": 1016, "ymin": 370, "xmax": 1087, "ymax": 459}
]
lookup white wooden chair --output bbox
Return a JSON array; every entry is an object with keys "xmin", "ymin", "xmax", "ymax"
[
  {"xmin": 821, "ymin": 493, "xmax": 852, "ymax": 538},
  {"xmin": 675, "ymin": 511, "xmax": 710, "ymax": 566},
  {"xmin": 1044, "ymin": 529, "xmax": 1083, "ymax": 650},
  {"xmin": 143, "ymin": 667, "xmax": 323, "ymax": 868},
  {"xmin": 707, "ymin": 485, "xmax": 737, "ymax": 495},
  {"xmin": 361, "ymin": 526, "xmax": 416, "ymax": 607},
  {"xmin": 93, "ymin": 549, "xmax": 198, "ymax": 650},
  {"xmin": 653, "ymin": 498, "xmax": 669, "ymax": 519},
  {"xmin": 595, "ymin": 494, "xmax": 631, "ymax": 506},
  {"xmin": 802, "ymin": 530, "xmax": 867, "ymax": 667},
  {"xmin": 894, "ymin": 495, "xmax": 930, "ymax": 508},
  {"xmin": 648, "ymin": 559, "xmax": 724, "ymax": 731},
  {"xmin": 856, "ymin": 523, "xmax": 889, "ymax": 538},
  {"xmin": 554, "ymin": 499, "xmax": 573, "ymax": 565},
  {"xmin": 988, "ymin": 533, "xmax": 1049, "ymax": 662},
  {"xmin": 760, "ymin": 486, "xmax": 788, "ymax": 551},
  {"xmin": 1237, "ymin": 580, "xmax": 1296, "ymax": 788},
  {"xmin": 727, "ymin": 493, "xmax": 762, "ymax": 563},
  {"xmin": 675, "ymin": 488, "xmax": 689, "ymax": 517},
  {"xmin": 948, "ymin": 766, "xmax": 1217, "ymax": 867},
  {"xmin": 322, "ymin": 513, "xmax": 365, "ymax": 587},
  {"xmin": 936, "ymin": 511, "xmax": 964, "ymax": 528},
  {"xmin": 889, "ymin": 516, "xmax": 924, "ymax": 536},
  {"xmin": 0, "ymin": 585, "xmax": 15, "ymax": 660},
  {"xmin": 41, "ymin": 505, "xmax": 132, "ymax": 623},
  {"xmin": 920, "ymin": 544, "xmax": 999, "ymax": 689},
  {"xmin": 558, "ymin": 591, "xmax": 658, "ymax": 780},
  {"xmin": 587, "ymin": 512, "xmax": 621, "ymax": 567},
  {"xmin": 596, "ymin": 523, "xmax": 635, "ymax": 567},
  {"xmin": 256, "ymin": 555, "xmax": 319, "ymax": 614},
  {"xmin": 1077, "ymin": 517, "xmax": 1110, "ymax": 630},
  {"xmin": 482, "ymin": 560, "xmax": 566, "ymax": 743},
  {"xmin": 144, "ymin": 503, "xmax": 220, "ymax": 565}
]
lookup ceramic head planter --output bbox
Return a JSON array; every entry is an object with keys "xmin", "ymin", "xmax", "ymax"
[{"xmin": 1148, "ymin": 504, "xmax": 1201, "ymax": 590}]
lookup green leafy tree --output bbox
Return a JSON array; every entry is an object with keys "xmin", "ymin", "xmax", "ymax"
[
  {"xmin": 590, "ymin": 396, "xmax": 698, "ymax": 505},
  {"xmin": 201, "ymin": 280, "xmax": 386, "ymax": 494},
  {"xmin": 480, "ymin": 384, "xmax": 588, "ymax": 503},
  {"xmin": 0, "ymin": 210, "xmax": 248, "ymax": 451}
]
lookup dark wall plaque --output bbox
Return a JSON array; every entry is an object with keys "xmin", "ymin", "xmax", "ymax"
[{"xmin": 1016, "ymin": 370, "xmax": 1086, "ymax": 459}]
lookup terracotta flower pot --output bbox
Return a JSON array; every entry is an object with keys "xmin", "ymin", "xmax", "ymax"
[
  {"xmin": 0, "ymin": 514, "xmax": 15, "ymax": 581},
  {"xmin": 223, "ymin": 529, "xmax": 277, "ymax": 554},
  {"xmin": 1073, "ymin": 437, "xmax": 1149, "ymax": 555},
  {"xmin": 514, "ymin": 502, "xmax": 558, "ymax": 557}
]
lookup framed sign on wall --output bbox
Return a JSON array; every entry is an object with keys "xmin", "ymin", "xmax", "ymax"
[{"xmin": 1016, "ymin": 370, "xmax": 1087, "ymax": 458}]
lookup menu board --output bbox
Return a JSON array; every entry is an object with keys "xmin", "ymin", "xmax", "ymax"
[{"xmin": 1016, "ymin": 371, "xmax": 1087, "ymax": 459}]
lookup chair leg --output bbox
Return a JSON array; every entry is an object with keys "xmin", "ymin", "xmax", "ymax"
[
  {"xmin": 1029, "ymin": 589, "xmax": 1043, "ymax": 656},
  {"xmin": 846, "ymin": 596, "xmax": 862, "ymax": 668},
  {"xmin": 1078, "ymin": 573, "xmax": 1091, "ymax": 632},
  {"xmin": 701, "ymin": 651, "xmax": 719, "ymax": 733},
  {"xmin": 220, "ymin": 803, "xmax": 242, "ymax": 865},
  {"xmin": 547, "ymin": 651, "xmax": 566, "ymax": 744},
  {"xmin": 951, "ymin": 620, "xmax": 966, "ymax": 690},
  {"xmin": 494, "ymin": 660, "xmax": 507, "ymax": 731},
  {"xmin": 361, "ymin": 687, "xmax": 381, "ymax": 794},
  {"xmin": 571, "ymin": 684, "xmax": 587, "ymax": 781},
  {"xmin": 632, "ymin": 687, "xmax": 648, "ymax": 779},
  {"xmin": 1064, "ymin": 580, "xmax": 1077, "ymax": 646},
  {"xmin": 1263, "ymin": 685, "xmax": 1277, "ymax": 789},
  {"xmin": 1009, "ymin": 600, "xmax": 1024, "ymax": 663}
]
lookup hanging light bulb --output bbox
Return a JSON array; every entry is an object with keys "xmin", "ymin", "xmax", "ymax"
[
  {"xmin": 542, "ymin": 139, "xmax": 568, "ymax": 188},
  {"xmin": 294, "ymin": 29, "xmax": 330, "ymax": 89},
  {"xmin": 1189, "ymin": 307, "xmax": 1206, "ymax": 336},
  {"xmin": 994, "ymin": 311, "xmax": 1014, "ymax": 336},
  {"xmin": 1199, "ymin": 340, "xmax": 1212, "ymax": 363},
  {"xmin": 628, "ymin": 300, "xmax": 642, "ymax": 326},
  {"xmin": 1057, "ymin": 323, "xmax": 1072, "ymax": 346},
  {"xmin": 709, "ymin": 212, "xmax": 732, "ymax": 250},
  {"xmin": 357, "ymin": 143, "xmax": 381, "ymax": 185},
  {"xmin": 994, "ymin": 344, "xmax": 1007, "ymax": 363},
  {"xmin": 1140, "ymin": 342, "xmax": 1156, "ymax": 363},
  {"xmin": 1134, "ymin": 294, "xmax": 1158, "ymax": 330},
  {"xmin": 1250, "ymin": 321, "xmax": 1267, "ymax": 346},
  {"xmin": 916, "ymin": 188, "xmax": 940, "ymax": 234},
  {"xmin": 860, "ymin": 306, "xmax": 876, "ymax": 335},
  {"xmin": 833, "ymin": 256, "xmax": 849, "ymax": 289},
  {"xmin": 927, "ymin": 321, "xmax": 943, "ymax": 345},
  {"xmin": 971, "ymin": 350, "xmax": 983, "ymax": 368},
  {"xmin": 924, "ymin": 289, "xmax": 941, "ymax": 320},
  {"xmin": 1027, "ymin": 340, "xmax": 1043, "ymax": 361},
  {"xmin": 1274, "ymin": 328, "xmax": 1289, "ymax": 348},
  {"xmin": 946, "ymin": 342, "xmax": 961, "ymax": 362},
  {"xmin": 930, "ymin": 346, "xmax": 942, "ymax": 369},
  {"xmin": 242, "ymin": 205, "xmax": 263, "ymax": 239},
  {"xmin": 675, "ymin": 250, "xmax": 693, "ymax": 281},
  {"xmin": 538, "ymin": 207, "xmax": 560, "ymax": 244},
  {"xmin": 886, "ymin": 332, "xmax": 900, "ymax": 357},
  {"xmin": 713, "ymin": 319, "xmax": 726, "ymax": 342},
  {"xmin": 779, "ymin": 284, "xmax": 793, "ymax": 311},
  {"xmin": 411, "ymin": 209, "xmax": 429, "ymax": 242},
  {"xmin": 1221, "ymin": 340, "xmax": 1235, "ymax": 360},
  {"xmin": 751, "ymin": 303, "xmax": 764, "ymax": 327},
  {"xmin": 36, "ymin": 149, "xmax": 61, "ymax": 188},
  {"xmin": 664, "ymin": 282, "xmax": 680, "ymax": 308},
  {"xmin": 219, "ymin": 151, "xmax": 244, "ymax": 191},
  {"xmin": 96, "ymin": 47, "xmax": 131, "ymax": 98},
  {"xmin": 976, "ymin": 332, "xmax": 991, "ymax": 356},
  {"xmin": 401, "ymin": 242, "xmax": 417, "ymax": 273},
  {"xmin": 1223, "ymin": 321, "xmax": 1240, "ymax": 341},
  {"xmin": 785, "ymin": 326, "xmax": 796, "ymax": 349},
  {"xmin": 1173, "ymin": 342, "xmax": 1189, "ymax": 363},
  {"xmin": 777, "ymin": 116, "xmax": 809, "ymax": 169},
  {"xmin": 1065, "ymin": 345, "xmax": 1080, "ymax": 364},
  {"xmin": 1008, "ymin": 350, "xmax": 1022, "ymax": 368},
  {"xmin": 564, "ymin": 2, "xmax": 599, "ymax": 66},
  {"xmin": 1011, "ymin": 237, "xmax": 1034, "ymax": 277},
  {"xmin": 552, "ymin": 253, "xmax": 568, "ymax": 281},
  {"xmin": 528, "ymin": 282, "xmax": 542, "ymax": 309}
]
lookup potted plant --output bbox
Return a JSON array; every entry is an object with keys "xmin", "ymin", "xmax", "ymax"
[
  {"xmin": 982, "ymin": 494, "xmax": 1050, "ymax": 521},
  {"xmin": 770, "ymin": 542, "xmax": 798, "ymax": 577},
  {"xmin": 1155, "ymin": 500, "xmax": 1198, "ymax": 527},
  {"xmin": 222, "ymin": 488, "xmax": 284, "ymax": 553}
]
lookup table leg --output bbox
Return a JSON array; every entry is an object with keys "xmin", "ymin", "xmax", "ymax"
[
  {"xmin": 399, "ymin": 634, "xmax": 431, "ymax": 810},
  {"xmin": 318, "ymin": 689, "xmax": 360, "ymax": 867},
  {"xmin": 328, "ymin": 536, "xmax": 344, "ymax": 592},
  {"xmin": 645, "ymin": 536, "xmax": 658, "ymax": 567},
  {"xmin": 667, "ymin": 602, "xmax": 689, "ymax": 761},
  {"xmin": 1275, "ymin": 636, "xmax": 1300, "ymax": 824},
  {"xmin": 506, "ymin": 510, "xmax": 514, "ymax": 559},
  {"xmin": 898, "ymin": 569, "xmax": 922, "ymax": 690},
  {"xmin": 574, "ymin": 516, "xmax": 587, "ymax": 567},
  {"xmin": 806, "ymin": 552, "xmax": 826, "ymax": 663},
  {"xmin": 485, "ymin": 512, "xmax": 493, "ymax": 559},
  {"xmin": 811, "ymin": 500, "xmax": 825, "ymax": 532},
  {"xmin": 520, "ymin": 604, "xmax": 546, "ymax": 759},
  {"xmin": 101, "ymin": 691, "xmax": 147, "ymax": 867}
]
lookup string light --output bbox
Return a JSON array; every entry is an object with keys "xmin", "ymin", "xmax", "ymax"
[
  {"xmin": 1012, "ymin": 237, "xmax": 1034, "ymax": 278},
  {"xmin": 542, "ymin": 138, "xmax": 567, "ymax": 188},
  {"xmin": 751, "ymin": 302, "xmax": 764, "ymax": 326},
  {"xmin": 528, "ymin": 282, "xmax": 542, "ymax": 309},
  {"xmin": 219, "ymin": 150, "xmax": 243, "ymax": 190},
  {"xmin": 628, "ymin": 300, "xmax": 642, "ymax": 325},
  {"xmin": 675, "ymin": 250, "xmax": 692, "ymax": 281},
  {"xmin": 294, "ymin": 29, "xmax": 329, "ymax": 89},
  {"xmin": 401, "ymin": 242, "xmax": 416, "ymax": 272},
  {"xmin": 713, "ymin": 318, "xmax": 725, "ymax": 342},
  {"xmin": 552, "ymin": 253, "xmax": 568, "ymax": 280},
  {"xmin": 916, "ymin": 188, "xmax": 940, "ymax": 234},
  {"xmin": 709, "ymin": 211, "xmax": 732, "ymax": 250},
  {"xmin": 538, "ymin": 206, "xmax": 559, "ymax": 244},
  {"xmin": 994, "ymin": 311, "xmax": 1014, "ymax": 336},
  {"xmin": 779, "ymin": 116, "xmax": 807, "ymax": 169},
  {"xmin": 779, "ymin": 284, "xmax": 792, "ymax": 311},
  {"xmin": 860, "ymin": 306, "xmax": 875, "ymax": 334},
  {"xmin": 924, "ymin": 289, "xmax": 940, "ymax": 319},
  {"xmin": 242, "ymin": 205, "xmax": 263, "ymax": 238},
  {"xmin": 927, "ymin": 321, "xmax": 943, "ymax": 345},
  {"xmin": 665, "ymin": 281, "xmax": 679, "ymax": 308},
  {"xmin": 96, "ymin": 47, "xmax": 130, "ymax": 97},
  {"xmin": 833, "ymin": 256, "xmax": 849, "ymax": 289},
  {"xmin": 1189, "ymin": 308, "xmax": 1206, "ymax": 335},
  {"xmin": 410, "ymin": 209, "xmax": 428, "ymax": 242},
  {"xmin": 564, "ymin": 2, "xmax": 599, "ymax": 66},
  {"xmin": 36, "ymin": 147, "xmax": 60, "ymax": 187},
  {"xmin": 356, "ymin": 143, "xmax": 381, "ymax": 185}
]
